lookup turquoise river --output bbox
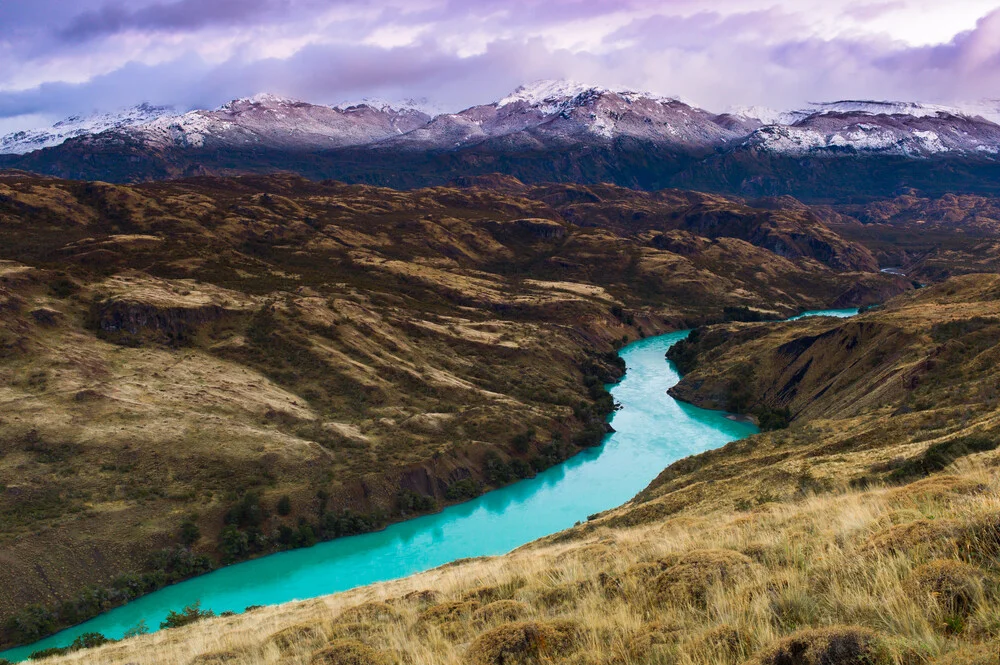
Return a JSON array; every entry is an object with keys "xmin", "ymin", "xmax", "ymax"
[{"xmin": 1, "ymin": 309, "xmax": 855, "ymax": 662}]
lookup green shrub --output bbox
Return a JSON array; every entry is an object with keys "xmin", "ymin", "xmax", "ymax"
[
  {"xmin": 123, "ymin": 620, "xmax": 149, "ymax": 638},
  {"xmin": 220, "ymin": 525, "xmax": 251, "ymax": 562},
  {"xmin": 510, "ymin": 429, "xmax": 536, "ymax": 454},
  {"xmin": 755, "ymin": 406, "xmax": 792, "ymax": 431},
  {"xmin": 723, "ymin": 306, "xmax": 776, "ymax": 323},
  {"xmin": 3, "ymin": 604, "xmax": 58, "ymax": 644},
  {"xmin": 48, "ymin": 277, "xmax": 79, "ymax": 299},
  {"xmin": 179, "ymin": 518, "xmax": 200, "ymax": 546},
  {"xmin": 889, "ymin": 434, "xmax": 999, "ymax": 482},
  {"xmin": 319, "ymin": 509, "xmax": 386, "ymax": 538},
  {"xmin": 160, "ymin": 602, "xmax": 214, "ymax": 630},
  {"xmin": 397, "ymin": 489, "xmax": 436, "ymax": 515},
  {"xmin": 70, "ymin": 632, "xmax": 113, "ymax": 650},
  {"xmin": 297, "ymin": 523, "xmax": 317, "ymax": 547},
  {"xmin": 446, "ymin": 479, "xmax": 482, "ymax": 501},
  {"xmin": 509, "ymin": 458, "xmax": 533, "ymax": 479},
  {"xmin": 276, "ymin": 495, "xmax": 292, "ymax": 516},
  {"xmin": 29, "ymin": 647, "xmax": 68, "ymax": 660},
  {"xmin": 224, "ymin": 491, "xmax": 267, "ymax": 528},
  {"xmin": 666, "ymin": 328, "xmax": 702, "ymax": 374},
  {"xmin": 573, "ymin": 424, "xmax": 607, "ymax": 448},
  {"xmin": 483, "ymin": 451, "xmax": 514, "ymax": 486}
]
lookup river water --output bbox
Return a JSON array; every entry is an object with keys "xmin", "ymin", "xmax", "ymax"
[{"xmin": 2, "ymin": 310, "xmax": 854, "ymax": 661}]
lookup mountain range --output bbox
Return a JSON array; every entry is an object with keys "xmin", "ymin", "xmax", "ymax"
[{"xmin": 5, "ymin": 81, "xmax": 1000, "ymax": 200}]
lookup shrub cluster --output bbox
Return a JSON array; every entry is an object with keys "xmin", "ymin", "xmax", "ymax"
[
  {"xmin": 396, "ymin": 489, "xmax": 436, "ymax": 515},
  {"xmin": 217, "ymin": 489, "xmax": 391, "ymax": 563},
  {"xmin": 754, "ymin": 405, "xmax": 792, "ymax": 432},
  {"xmin": 2, "ymin": 547, "xmax": 212, "ymax": 649},
  {"xmin": 446, "ymin": 479, "xmax": 483, "ymax": 501},
  {"xmin": 160, "ymin": 602, "xmax": 215, "ymax": 630},
  {"xmin": 666, "ymin": 328, "xmax": 703, "ymax": 375},
  {"xmin": 889, "ymin": 434, "xmax": 999, "ymax": 482}
]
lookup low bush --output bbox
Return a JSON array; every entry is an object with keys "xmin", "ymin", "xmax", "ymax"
[
  {"xmin": 466, "ymin": 620, "xmax": 579, "ymax": 665},
  {"xmin": 889, "ymin": 434, "xmax": 999, "ymax": 482},
  {"xmin": 396, "ymin": 489, "xmax": 436, "ymax": 515},
  {"xmin": 160, "ymin": 601, "xmax": 215, "ymax": 630},
  {"xmin": 747, "ymin": 626, "xmax": 895, "ymax": 665},
  {"xmin": 446, "ymin": 479, "xmax": 482, "ymax": 501},
  {"xmin": 909, "ymin": 559, "xmax": 987, "ymax": 621},
  {"xmin": 755, "ymin": 405, "xmax": 792, "ymax": 431},
  {"xmin": 310, "ymin": 639, "xmax": 390, "ymax": 665}
]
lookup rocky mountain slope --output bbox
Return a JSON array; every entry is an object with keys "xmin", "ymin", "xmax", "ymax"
[
  {"xmin": 0, "ymin": 171, "xmax": 906, "ymax": 650},
  {"xmin": 0, "ymin": 104, "xmax": 175, "ymax": 156},
  {"xmin": 6, "ymin": 83, "xmax": 1000, "ymax": 199},
  {"xmin": 33, "ymin": 274, "xmax": 1000, "ymax": 665}
]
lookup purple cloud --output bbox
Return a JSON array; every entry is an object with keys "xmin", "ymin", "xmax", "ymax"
[
  {"xmin": 58, "ymin": 0, "xmax": 287, "ymax": 42},
  {"xmin": 1, "ymin": 1, "xmax": 1000, "ymax": 129}
]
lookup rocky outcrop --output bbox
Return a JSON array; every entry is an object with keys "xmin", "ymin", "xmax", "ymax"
[{"xmin": 93, "ymin": 299, "xmax": 230, "ymax": 342}]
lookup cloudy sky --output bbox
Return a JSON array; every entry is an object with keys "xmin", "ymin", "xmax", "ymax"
[{"xmin": 2, "ymin": 0, "xmax": 1000, "ymax": 132}]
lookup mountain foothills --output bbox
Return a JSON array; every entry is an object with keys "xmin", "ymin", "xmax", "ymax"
[
  {"xmin": 5, "ymin": 82, "xmax": 1000, "ymax": 199},
  {"xmin": 29, "ymin": 262, "xmax": 1000, "ymax": 663},
  {"xmin": 0, "ymin": 170, "xmax": 911, "ymax": 651}
]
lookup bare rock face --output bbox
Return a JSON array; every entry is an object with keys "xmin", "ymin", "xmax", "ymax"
[{"xmin": 93, "ymin": 299, "xmax": 229, "ymax": 342}]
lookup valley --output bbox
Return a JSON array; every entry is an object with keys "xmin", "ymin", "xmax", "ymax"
[
  {"xmin": 0, "ymin": 170, "xmax": 906, "ymax": 653},
  {"xmin": 7, "ymin": 3, "xmax": 1000, "ymax": 664},
  {"xmin": 17, "ymin": 276, "xmax": 1000, "ymax": 665}
]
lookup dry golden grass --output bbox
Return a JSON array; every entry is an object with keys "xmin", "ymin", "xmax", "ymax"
[{"xmin": 41, "ymin": 459, "xmax": 1000, "ymax": 665}]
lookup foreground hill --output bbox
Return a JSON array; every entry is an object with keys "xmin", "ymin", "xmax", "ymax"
[
  {"xmin": 34, "ymin": 278, "xmax": 1000, "ymax": 664},
  {"xmin": 0, "ymin": 172, "xmax": 905, "ymax": 649}
]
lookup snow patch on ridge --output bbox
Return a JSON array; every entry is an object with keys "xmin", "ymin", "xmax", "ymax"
[
  {"xmin": 334, "ymin": 97, "xmax": 445, "ymax": 117},
  {"xmin": 0, "ymin": 103, "xmax": 176, "ymax": 155},
  {"xmin": 498, "ymin": 79, "xmax": 684, "ymax": 114}
]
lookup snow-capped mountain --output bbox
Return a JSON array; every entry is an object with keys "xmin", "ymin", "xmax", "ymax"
[
  {"xmin": 6, "ymin": 82, "xmax": 1000, "ymax": 200},
  {"xmin": 5, "ymin": 84, "xmax": 1000, "ymax": 160},
  {"xmin": 0, "ymin": 103, "xmax": 175, "ymax": 155},
  {"xmin": 0, "ymin": 94, "xmax": 433, "ymax": 155},
  {"xmin": 333, "ymin": 96, "xmax": 447, "ymax": 118},
  {"xmin": 106, "ymin": 94, "xmax": 433, "ymax": 151},
  {"xmin": 382, "ymin": 80, "xmax": 756, "ymax": 151},
  {"xmin": 740, "ymin": 101, "xmax": 1000, "ymax": 157}
]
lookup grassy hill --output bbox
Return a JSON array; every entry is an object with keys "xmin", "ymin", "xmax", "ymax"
[
  {"xmin": 32, "ymin": 275, "xmax": 1000, "ymax": 664},
  {"xmin": 0, "ymin": 171, "xmax": 907, "ymax": 649}
]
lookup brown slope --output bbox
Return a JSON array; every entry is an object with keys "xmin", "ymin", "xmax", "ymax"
[
  {"xmin": 604, "ymin": 274, "xmax": 1000, "ymax": 524},
  {"xmin": 32, "ymin": 285, "xmax": 1000, "ymax": 665},
  {"xmin": 0, "ymin": 171, "xmax": 906, "ymax": 647}
]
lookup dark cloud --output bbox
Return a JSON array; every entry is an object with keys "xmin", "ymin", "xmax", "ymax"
[{"xmin": 60, "ymin": 0, "xmax": 273, "ymax": 41}]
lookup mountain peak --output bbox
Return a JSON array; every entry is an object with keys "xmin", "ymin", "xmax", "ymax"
[
  {"xmin": 804, "ymin": 100, "xmax": 963, "ymax": 118},
  {"xmin": 0, "ymin": 103, "xmax": 176, "ymax": 155},
  {"xmin": 218, "ymin": 93, "xmax": 303, "ymax": 111},
  {"xmin": 497, "ymin": 79, "xmax": 684, "ymax": 108},
  {"xmin": 332, "ymin": 97, "xmax": 440, "ymax": 117},
  {"xmin": 498, "ymin": 80, "xmax": 604, "ymax": 106}
]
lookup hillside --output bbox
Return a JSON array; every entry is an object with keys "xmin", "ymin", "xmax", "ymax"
[
  {"xmin": 0, "ymin": 171, "xmax": 907, "ymax": 649},
  {"xmin": 29, "ymin": 277, "xmax": 1000, "ymax": 665}
]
